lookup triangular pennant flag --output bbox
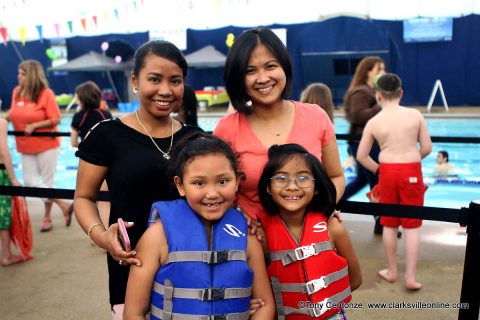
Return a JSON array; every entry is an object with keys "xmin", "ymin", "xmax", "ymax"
[
  {"xmin": 103, "ymin": 12, "xmax": 109, "ymax": 23},
  {"xmin": 19, "ymin": 26, "xmax": 26, "ymax": 45},
  {"xmin": 92, "ymin": 15, "xmax": 98, "ymax": 26},
  {"xmin": 80, "ymin": 17, "xmax": 87, "ymax": 31},
  {"xmin": 133, "ymin": 1, "xmax": 137, "ymax": 10},
  {"xmin": 140, "ymin": 0, "xmax": 144, "ymax": 6},
  {"xmin": 53, "ymin": 23, "xmax": 60, "ymax": 38},
  {"xmin": 36, "ymin": 25, "xmax": 43, "ymax": 42},
  {"xmin": 0, "ymin": 27, "xmax": 8, "ymax": 46},
  {"xmin": 114, "ymin": 9, "xmax": 119, "ymax": 20},
  {"xmin": 67, "ymin": 21, "xmax": 73, "ymax": 34}
]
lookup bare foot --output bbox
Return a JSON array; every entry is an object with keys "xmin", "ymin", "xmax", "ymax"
[
  {"xmin": 378, "ymin": 269, "xmax": 396, "ymax": 283},
  {"xmin": 406, "ymin": 280, "xmax": 423, "ymax": 290},
  {"xmin": 1, "ymin": 255, "xmax": 24, "ymax": 267}
]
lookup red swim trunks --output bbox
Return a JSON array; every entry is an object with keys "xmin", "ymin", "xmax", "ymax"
[{"xmin": 377, "ymin": 163, "xmax": 427, "ymax": 229}]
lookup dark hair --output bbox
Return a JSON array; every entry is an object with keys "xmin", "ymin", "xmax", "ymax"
[
  {"xmin": 346, "ymin": 56, "xmax": 385, "ymax": 91},
  {"xmin": 170, "ymin": 132, "xmax": 239, "ymax": 181},
  {"xmin": 133, "ymin": 40, "xmax": 188, "ymax": 78},
  {"xmin": 375, "ymin": 73, "xmax": 402, "ymax": 100},
  {"xmin": 258, "ymin": 144, "xmax": 336, "ymax": 217},
  {"xmin": 75, "ymin": 81, "xmax": 101, "ymax": 111},
  {"xmin": 438, "ymin": 150, "xmax": 449, "ymax": 162},
  {"xmin": 224, "ymin": 26, "xmax": 293, "ymax": 114}
]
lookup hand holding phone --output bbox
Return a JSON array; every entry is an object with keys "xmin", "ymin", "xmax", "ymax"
[{"xmin": 117, "ymin": 218, "xmax": 131, "ymax": 252}]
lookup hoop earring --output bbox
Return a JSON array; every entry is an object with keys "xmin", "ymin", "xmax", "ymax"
[{"xmin": 133, "ymin": 88, "xmax": 138, "ymax": 95}]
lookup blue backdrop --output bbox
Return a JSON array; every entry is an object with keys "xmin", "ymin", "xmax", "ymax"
[{"xmin": 1, "ymin": 15, "xmax": 479, "ymax": 109}]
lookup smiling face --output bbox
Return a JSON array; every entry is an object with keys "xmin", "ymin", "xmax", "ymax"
[
  {"xmin": 131, "ymin": 53, "xmax": 184, "ymax": 119},
  {"xmin": 268, "ymin": 156, "xmax": 315, "ymax": 218},
  {"xmin": 244, "ymin": 44, "xmax": 286, "ymax": 108},
  {"xmin": 174, "ymin": 153, "xmax": 239, "ymax": 223}
]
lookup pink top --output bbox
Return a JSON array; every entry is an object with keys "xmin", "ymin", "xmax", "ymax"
[
  {"xmin": 214, "ymin": 101, "xmax": 335, "ymax": 221},
  {"xmin": 9, "ymin": 87, "xmax": 61, "ymax": 154}
]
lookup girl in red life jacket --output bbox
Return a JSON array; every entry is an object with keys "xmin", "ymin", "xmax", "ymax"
[{"xmin": 257, "ymin": 144, "xmax": 362, "ymax": 319}]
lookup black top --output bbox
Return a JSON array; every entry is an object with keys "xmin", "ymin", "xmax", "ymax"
[
  {"xmin": 71, "ymin": 109, "xmax": 113, "ymax": 140},
  {"xmin": 76, "ymin": 118, "xmax": 203, "ymax": 305}
]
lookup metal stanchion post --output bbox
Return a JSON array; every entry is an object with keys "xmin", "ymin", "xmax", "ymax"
[{"xmin": 459, "ymin": 200, "xmax": 480, "ymax": 320}]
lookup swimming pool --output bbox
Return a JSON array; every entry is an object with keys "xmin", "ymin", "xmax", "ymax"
[{"xmin": 8, "ymin": 115, "xmax": 480, "ymax": 209}]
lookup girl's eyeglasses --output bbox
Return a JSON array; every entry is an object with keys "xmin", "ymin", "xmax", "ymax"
[{"xmin": 270, "ymin": 175, "xmax": 315, "ymax": 188}]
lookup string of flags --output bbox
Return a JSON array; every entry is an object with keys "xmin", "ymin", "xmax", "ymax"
[
  {"xmin": 0, "ymin": 0, "xmax": 144, "ymax": 46},
  {"xmin": 0, "ymin": 0, "xmax": 250, "ymax": 46}
]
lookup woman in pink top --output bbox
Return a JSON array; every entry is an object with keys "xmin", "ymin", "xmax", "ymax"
[
  {"xmin": 214, "ymin": 27, "xmax": 345, "ymax": 222},
  {"xmin": 7, "ymin": 60, "xmax": 72, "ymax": 232}
]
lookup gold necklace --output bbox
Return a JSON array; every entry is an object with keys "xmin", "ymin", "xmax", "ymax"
[{"xmin": 135, "ymin": 110, "xmax": 174, "ymax": 160}]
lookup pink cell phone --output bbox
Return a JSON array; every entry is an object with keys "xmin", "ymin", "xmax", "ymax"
[{"xmin": 117, "ymin": 218, "xmax": 131, "ymax": 252}]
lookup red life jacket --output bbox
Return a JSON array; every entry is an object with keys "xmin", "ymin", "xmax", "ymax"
[{"xmin": 265, "ymin": 212, "xmax": 351, "ymax": 319}]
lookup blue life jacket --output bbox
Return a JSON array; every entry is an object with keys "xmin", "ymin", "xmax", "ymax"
[{"xmin": 148, "ymin": 199, "xmax": 253, "ymax": 320}]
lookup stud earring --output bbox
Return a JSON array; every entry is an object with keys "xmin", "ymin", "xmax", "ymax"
[
  {"xmin": 245, "ymin": 100, "xmax": 253, "ymax": 110},
  {"xmin": 133, "ymin": 88, "xmax": 138, "ymax": 95}
]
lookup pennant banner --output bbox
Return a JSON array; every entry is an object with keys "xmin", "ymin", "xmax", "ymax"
[
  {"xmin": 92, "ymin": 15, "xmax": 98, "ymax": 26},
  {"xmin": 0, "ymin": 27, "xmax": 7, "ymax": 46},
  {"xmin": 19, "ymin": 26, "xmax": 26, "ymax": 45},
  {"xmin": 80, "ymin": 17, "xmax": 87, "ymax": 31},
  {"xmin": 54, "ymin": 23, "xmax": 61, "ymax": 38},
  {"xmin": 36, "ymin": 25, "xmax": 43, "ymax": 42},
  {"xmin": 67, "ymin": 21, "xmax": 73, "ymax": 34}
]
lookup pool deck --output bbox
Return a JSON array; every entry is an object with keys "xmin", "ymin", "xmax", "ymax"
[{"xmin": 0, "ymin": 198, "xmax": 468, "ymax": 319}]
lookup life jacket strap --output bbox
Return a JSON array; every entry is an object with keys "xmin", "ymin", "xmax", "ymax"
[
  {"xmin": 166, "ymin": 250, "xmax": 247, "ymax": 264},
  {"xmin": 271, "ymin": 277, "xmax": 287, "ymax": 320},
  {"xmin": 150, "ymin": 304, "xmax": 250, "ymax": 320},
  {"xmin": 269, "ymin": 241, "xmax": 333, "ymax": 266},
  {"xmin": 153, "ymin": 281, "xmax": 252, "ymax": 301},
  {"xmin": 162, "ymin": 279, "xmax": 174, "ymax": 318},
  {"xmin": 273, "ymin": 266, "xmax": 349, "ymax": 295},
  {"xmin": 280, "ymin": 286, "xmax": 352, "ymax": 317}
]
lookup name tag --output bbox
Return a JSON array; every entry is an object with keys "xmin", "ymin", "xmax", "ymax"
[{"xmin": 409, "ymin": 177, "xmax": 418, "ymax": 183}]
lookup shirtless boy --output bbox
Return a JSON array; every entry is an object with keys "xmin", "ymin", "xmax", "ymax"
[{"xmin": 356, "ymin": 73, "xmax": 432, "ymax": 290}]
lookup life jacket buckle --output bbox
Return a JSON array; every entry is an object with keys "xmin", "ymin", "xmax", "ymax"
[
  {"xmin": 211, "ymin": 250, "xmax": 229, "ymax": 263},
  {"xmin": 202, "ymin": 287, "xmax": 226, "ymax": 301},
  {"xmin": 209, "ymin": 314, "xmax": 227, "ymax": 320},
  {"xmin": 295, "ymin": 244, "xmax": 316, "ymax": 260},
  {"xmin": 306, "ymin": 276, "xmax": 327, "ymax": 294}
]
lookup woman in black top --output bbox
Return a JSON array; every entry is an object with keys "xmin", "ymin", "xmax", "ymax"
[
  {"xmin": 73, "ymin": 40, "xmax": 202, "ymax": 317},
  {"xmin": 70, "ymin": 81, "xmax": 113, "ymax": 147}
]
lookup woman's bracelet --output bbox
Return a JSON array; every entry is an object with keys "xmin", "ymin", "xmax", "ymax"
[{"xmin": 87, "ymin": 223, "xmax": 106, "ymax": 245}]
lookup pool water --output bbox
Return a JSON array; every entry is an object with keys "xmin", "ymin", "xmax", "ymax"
[
  {"xmin": 8, "ymin": 115, "xmax": 480, "ymax": 209},
  {"xmin": 334, "ymin": 118, "xmax": 480, "ymax": 209}
]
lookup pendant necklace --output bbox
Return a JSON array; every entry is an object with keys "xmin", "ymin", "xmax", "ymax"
[{"xmin": 135, "ymin": 110, "xmax": 174, "ymax": 160}]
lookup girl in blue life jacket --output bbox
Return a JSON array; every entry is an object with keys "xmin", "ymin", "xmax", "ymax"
[
  {"xmin": 257, "ymin": 144, "xmax": 362, "ymax": 320},
  {"xmin": 124, "ymin": 132, "xmax": 275, "ymax": 320}
]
